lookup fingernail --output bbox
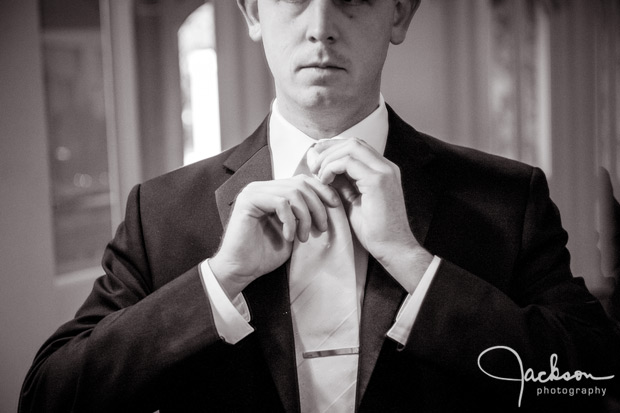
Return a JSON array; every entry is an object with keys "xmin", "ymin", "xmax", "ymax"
[
  {"xmin": 306, "ymin": 148, "xmax": 318, "ymax": 171},
  {"xmin": 321, "ymin": 174, "xmax": 334, "ymax": 185},
  {"xmin": 332, "ymin": 193, "xmax": 341, "ymax": 205}
]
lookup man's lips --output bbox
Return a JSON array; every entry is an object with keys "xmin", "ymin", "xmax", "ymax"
[
  {"xmin": 298, "ymin": 63, "xmax": 346, "ymax": 71},
  {"xmin": 297, "ymin": 48, "xmax": 348, "ymax": 72}
]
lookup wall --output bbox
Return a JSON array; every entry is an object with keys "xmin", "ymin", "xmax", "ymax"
[{"xmin": 383, "ymin": 0, "xmax": 451, "ymax": 141}]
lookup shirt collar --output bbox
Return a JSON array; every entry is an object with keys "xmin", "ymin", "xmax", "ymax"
[{"xmin": 269, "ymin": 95, "xmax": 389, "ymax": 179}]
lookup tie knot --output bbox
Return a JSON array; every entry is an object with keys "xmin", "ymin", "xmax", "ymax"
[{"xmin": 295, "ymin": 145, "xmax": 316, "ymax": 176}]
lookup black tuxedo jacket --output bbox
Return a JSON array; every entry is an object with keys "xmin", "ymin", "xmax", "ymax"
[{"xmin": 20, "ymin": 108, "xmax": 619, "ymax": 412}]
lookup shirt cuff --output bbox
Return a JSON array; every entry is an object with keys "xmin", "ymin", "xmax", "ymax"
[
  {"xmin": 386, "ymin": 256, "xmax": 442, "ymax": 345},
  {"xmin": 198, "ymin": 259, "xmax": 254, "ymax": 344}
]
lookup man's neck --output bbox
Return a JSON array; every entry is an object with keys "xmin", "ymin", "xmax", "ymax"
[{"xmin": 275, "ymin": 96, "xmax": 381, "ymax": 140}]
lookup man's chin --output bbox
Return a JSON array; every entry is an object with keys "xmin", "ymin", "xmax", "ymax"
[{"xmin": 292, "ymin": 87, "xmax": 353, "ymax": 111}]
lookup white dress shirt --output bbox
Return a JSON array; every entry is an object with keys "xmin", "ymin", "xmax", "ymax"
[{"xmin": 199, "ymin": 96, "xmax": 441, "ymax": 346}]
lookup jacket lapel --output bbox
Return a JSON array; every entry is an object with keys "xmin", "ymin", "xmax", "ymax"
[
  {"xmin": 214, "ymin": 117, "xmax": 301, "ymax": 413},
  {"xmin": 215, "ymin": 119, "xmax": 273, "ymax": 227},
  {"xmin": 356, "ymin": 107, "xmax": 445, "ymax": 407}
]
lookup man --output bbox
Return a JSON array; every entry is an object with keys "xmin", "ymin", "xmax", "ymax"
[{"xmin": 20, "ymin": 0, "xmax": 620, "ymax": 412}]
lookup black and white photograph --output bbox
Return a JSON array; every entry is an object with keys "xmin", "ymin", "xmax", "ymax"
[{"xmin": 1, "ymin": 0, "xmax": 619, "ymax": 411}]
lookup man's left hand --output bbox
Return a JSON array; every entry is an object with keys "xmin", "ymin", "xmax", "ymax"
[{"xmin": 308, "ymin": 137, "xmax": 433, "ymax": 292}]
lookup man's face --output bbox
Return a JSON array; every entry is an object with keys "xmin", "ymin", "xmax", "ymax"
[{"xmin": 240, "ymin": 0, "xmax": 416, "ymax": 119}]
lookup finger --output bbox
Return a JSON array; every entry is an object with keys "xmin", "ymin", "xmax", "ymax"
[
  {"xmin": 249, "ymin": 177, "xmax": 339, "ymax": 209},
  {"xmin": 240, "ymin": 178, "xmax": 339, "ymax": 241},
  {"xmin": 299, "ymin": 175, "xmax": 341, "ymax": 208},
  {"xmin": 264, "ymin": 195, "xmax": 298, "ymax": 243},
  {"xmin": 310, "ymin": 138, "xmax": 385, "ymax": 174},
  {"xmin": 313, "ymin": 137, "xmax": 350, "ymax": 153},
  {"xmin": 236, "ymin": 187, "xmax": 300, "ymax": 242},
  {"xmin": 317, "ymin": 155, "xmax": 375, "ymax": 186},
  {"xmin": 273, "ymin": 178, "xmax": 331, "ymax": 240},
  {"xmin": 307, "ymin": 139, "xmax": 348, "ymax": 172},
  {"xmin": 280, "ymin": 178, "xmax": 336, "ymax": 241},
  {"xmin": 281, "ymin": 187, "xmax": 313, "ymax": 242},
  {"xmin": 291, "ymin": 177, "xmax": 330, "ymax": 233}
]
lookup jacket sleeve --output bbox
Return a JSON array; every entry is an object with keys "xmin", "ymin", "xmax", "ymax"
[
  {"xmin": 404, "ymin": 167, "xmax": 620, "ymax": 406},
  {"xmin": 19, "ymin": 184, "xmax": 223, "ymax": 413}
]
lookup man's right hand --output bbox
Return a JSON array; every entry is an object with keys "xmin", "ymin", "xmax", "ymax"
[{"xmin": 208, "ymin": 175, "xmax": 341, "ymax": 299}]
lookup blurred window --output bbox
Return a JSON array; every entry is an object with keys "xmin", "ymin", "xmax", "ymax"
[
  {"xmin": 489, "ymin": 0, "xmax": 552, "ymax": 174},
  {"xmin": 178, "ymin": 2, "xmax": 221, "ymax": 165},
  {"xmin": 40, "ymin": 0, "xmax": 115, "ymax": 276}
]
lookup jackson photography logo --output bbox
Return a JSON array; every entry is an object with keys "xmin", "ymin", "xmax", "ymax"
[{"xmin": 477, "ymin": 346, "xmax": 615, "ymax": 408}]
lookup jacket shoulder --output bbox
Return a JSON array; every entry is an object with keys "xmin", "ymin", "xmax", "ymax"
[
  {"xmin": 387, "ymin": 106, "xmax": 535, "ymax": 184},
  {"xmin": 141, "ymin": 150, "xmax": 232, "ymax": 201},
  {"xmin": 421, "ymin": 131, "xmax": 535, "ymax": 184}
]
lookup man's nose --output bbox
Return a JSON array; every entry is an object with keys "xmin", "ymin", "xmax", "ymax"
[{"xmin": 305, "ymin": 0, "xmax": 340, "ymax": 44}]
